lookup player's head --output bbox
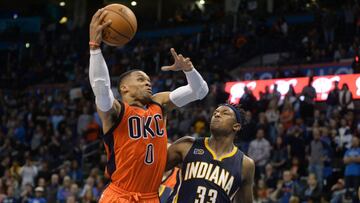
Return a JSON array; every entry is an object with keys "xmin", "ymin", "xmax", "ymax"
[
  {"xmin": 210, "ymin": 103, "xmax": 245, "ymax": 137},
  {"xmin": 118, "ymin": 69, "xmax": 152, "ymax": 103}
]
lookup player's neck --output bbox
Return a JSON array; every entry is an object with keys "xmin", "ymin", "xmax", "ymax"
[
  {"xmin": 123, "ymin": 95, "xmax": 147, "ymax": 107},
  {"xmin": 208, "ymin": 135, "xmax": 235, "ymax": 157}
]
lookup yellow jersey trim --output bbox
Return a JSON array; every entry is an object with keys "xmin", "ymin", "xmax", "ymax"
[
  {"xmin": 159, "ymin": 185, "xmax": 166, "ymax": 196},
  {"xmin": 173, "ymin": 170, "xmax": 182, "ymax": 203},
  {"xmin": 204, "ymin": 138, "xmax": 238, "ymax": 161}
]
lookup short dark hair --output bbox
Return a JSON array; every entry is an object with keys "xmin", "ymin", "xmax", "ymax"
[
  {"xmin": 118, "ymin": 69, "xmax": 142, "ymax": 85},
  {"xmin": 118, "ymin": 69, "xmax": 142, "ymax": 94}
]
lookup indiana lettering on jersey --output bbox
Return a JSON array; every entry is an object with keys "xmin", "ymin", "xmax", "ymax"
[
  {"xmin": 128, "ymin": 114, "xmax": 164, "ymax": 139},
  {"xmin": 184, "ymin": 161, "xmax": 234, "ymax": 195}
]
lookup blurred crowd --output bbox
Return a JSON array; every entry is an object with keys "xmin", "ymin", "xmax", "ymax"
[{"xmin": 1, "ymin": 1, "xmax": 360, "ymax": 203}]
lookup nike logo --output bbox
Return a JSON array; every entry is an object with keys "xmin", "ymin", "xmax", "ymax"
[{"xmin": 194, "ymin": 148, "xmax": 204, "ymax": 155}]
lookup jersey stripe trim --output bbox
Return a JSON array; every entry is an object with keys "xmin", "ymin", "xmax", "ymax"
[
  {"xmin": 204, "ymin": 138, "xmax": 238, "ymax": 161},
  {"xmin": 150, "ymin": 100, "xmax": 165, "ymax": 116},
  {"xmin": 102, "ymin": 100, "xmax": 125, "ymax": 137},
  {"xmin": 103, "ymin": 132, "xmax": 116, "ymax": 177},
  {"xmin": 159, "ymin": 185, "xmax": 166, "ymax": 196},
  {"xmin": 172, "ymin": 171, "xmax": 182, "ymax": 203},
  {"xmin": 161, "ymin": 168, "xmax": 175, "ymax": 184}
]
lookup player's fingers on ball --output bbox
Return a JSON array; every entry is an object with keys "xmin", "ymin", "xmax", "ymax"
[
  {"xmin": 100, "ymin": 20, "xmax": 112, "ymax": 30},
  {"xmin": 170, "ymin": 48, "xmax": 179, "ymax": 60},
  {"xmin": 93, "ymin": 9, "xmax": 103, "ymax": 20},
  {"xmin": 98, "ymin": 11, "xmax": 108, "ymax": 24}
]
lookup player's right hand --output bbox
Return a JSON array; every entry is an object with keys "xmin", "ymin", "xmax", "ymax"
[{"xmin": 89, "ymin": 9, "xmax": 112, "ymax": 46}]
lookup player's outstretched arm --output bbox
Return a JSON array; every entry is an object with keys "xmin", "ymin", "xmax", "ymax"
[
  {"xmin": 233, "ymin": 156, "xmax": 255, "ymax": 203},
  {"xmin": 89, "ymin": 9, "xmax": 121, "ymax": 133},
  {"xmin": 152, "ymin": 48, "xmax": 209, "ymax": 112},
  {"xmin": 166, "ymin": 136, "xmax": 194, "ymax": 171}
]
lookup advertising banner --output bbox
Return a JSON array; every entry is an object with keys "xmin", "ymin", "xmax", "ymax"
[{"xmin": 225, "ymin": 74, "xmax": 360, "ymax": 103}]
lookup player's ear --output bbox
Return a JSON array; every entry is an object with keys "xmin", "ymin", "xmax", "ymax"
[
  {"xmin": 233, "ymin": 123, "xmax": 241, "ymax": 132},
  {"xmin": 120, "ymin": 84, "xmax": 129, "ymax": 93}
]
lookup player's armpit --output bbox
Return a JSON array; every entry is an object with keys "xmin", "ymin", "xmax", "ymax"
[
  {"xmin": 233, "ymin": 156, "xmax": 255, "ymax": 203},
  {"xmin": 152, "ymin": 92, "xmax": 177, "ymax": 112},
  {"xmin": 166, "ymin": 136, "xmax": 195, "ymax": 171},
  {"xmin": 97, "ymin": 100, "xmax": 122, "ymax": 134}
]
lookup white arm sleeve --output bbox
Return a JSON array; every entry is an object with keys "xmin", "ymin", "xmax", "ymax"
[
  {"xmin": 89, "ymin": 49, "xmax": 115, "ymax": 112},
  {"xmin": 169, "ymin": 68, "xmax": 209, "ymax": 107}
]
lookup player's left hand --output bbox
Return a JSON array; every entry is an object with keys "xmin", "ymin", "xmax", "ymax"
[{"xmin": 161, "ymin": 48, "xmax": 193, "ymax": 72}]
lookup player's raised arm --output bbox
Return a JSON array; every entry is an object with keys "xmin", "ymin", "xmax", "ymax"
[
  {"xmin": 152, "ymin": 48, "xmax": 209, "ymax": 111},
  {"xmin": 166, "ymin": 136, "xmax": 194, "ymax": 171},
  {"xmin": 233, "ymin": 156, "xmax": 255, "ymax": 203},
  {"xmin": 89, "ymin": 9, "xmax": 121, "ymax": 132}
]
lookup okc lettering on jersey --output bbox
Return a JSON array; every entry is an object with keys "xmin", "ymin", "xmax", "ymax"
[
  {"xmin": 184, "ymin": 161, "xmax": 234, "ymax": 195},
  {"xmin": 128, "ymin": 114, "xmax": 164, "ymax": 139}
]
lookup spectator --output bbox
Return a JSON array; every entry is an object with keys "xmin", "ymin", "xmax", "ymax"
[
  {"xmin": 271, "ymin": 84, "xmax": 281, "ymax": 101},
  {"xmin": 270, "ymin": 170, "xmax": 301, "ymax": 203},
  {"xmin": 68, "ymin": 160, "xmax": 83, "ymax": 183},
  {"xmin": 308, "ymin": 128, "xmax": 325, "ymax": 184},
  {"xmin": 264, "ymin": 163, "xmax": 278, "ymax": 190},
  {"xmin": 285, "ymin": 85, "xmax": 297, "ymax": 105},
  {"xmin": 335, "ymin": 118, "xmax": 353, "ymax": 150},
  {"xmin": 287, "ymin": 126, "xmax": 306, "ymax": 175},
  {"xmin": 69, "ymin": 183, "xmax": 80, "ymax": 202},
  {"xmin": 28, "ymin": 186, "xmax": 47, "ymax": 203},
  {"xmin": 46, "ymin": 174, "xmax": 59, "ymax": 202},
  {"xmin": 56, "ymin": 176, "xmax": 72, "ymax": 203},
  {"xmin": 254, "ymin": 179, "xmax": 269, "ymax": 202},
  {"xmin": 0, "ymin": 157, "xmax": 10, "ymax": 177},
  {"xmin": 326, "ymin": 81, "xmax": 340, "ymax": 117},
  {"xmin": 300, "ymin": 77, "xmax": 316, "ymax": 124},
  {"xmin": 66, "ymin": 195, "xmax": 77, "ymax": 203},
  {"xmin": 271, "ymin": 136, "xmax": 288, "ymax": 172},
  {"xmin": 81, "ymin": 188, "xmax": 97, "ymax": 203},
  {"xmin": 77, "ymin": 107, "xmax": 93, "ymax": 136},
  {"xmin": 339, "ymin": 84, "xmax": 354, "ymax": 113},
  {"xmin": 343, "ymin": 136, "xmax": 360, "ymax": 201},
  {"xmin": 240, "ymin": 86, "xmax": 257, "ymax": 112},
  {"xmin": 301, "ymin": 173, "xmax": 322, "ymax": 202},
  {"xmin": 265, "ymin": 99, "xmax": 280, "ymax": 143},
  {"xmin": 20, "ymin": 183, "xmax": 33, "ymax": 203},
  {"xmin": 79, "ymin": 177, "xmax": 99, "ymax": 200},
  {"xmin": 20, "ymin": 158, "xmax": 38, "ymax": 189},
  {"xmin": 248, "ymin": 128, "xmax": 272, "ymax": 178},
  {"xmin": 3, "ymin": 186, "xmax": 19, "ymax": 203},
  {"xmin": 330, "ymin": 178, "xmax": 346, "ymax": 203},
  {"xmin": 280, "ymin": 101, "xmax": 294, "ymax": 131}
]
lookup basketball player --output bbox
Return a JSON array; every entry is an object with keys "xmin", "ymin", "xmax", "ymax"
[
  {"xmin": 166, "ymin": 104, "xmax": 255, "ymax": 203},
  {"xmin": 89, "ymin": 9, "xmax": 209, "ymax": 203}
]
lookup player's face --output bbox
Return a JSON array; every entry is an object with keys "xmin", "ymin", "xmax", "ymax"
[
  {"xmin": 124, "ymin": 71, "xmax": 152, "ymax": 101},
  {"xmin": 210, "ymin": 106, "xmax": 240, "ymax": 135}
]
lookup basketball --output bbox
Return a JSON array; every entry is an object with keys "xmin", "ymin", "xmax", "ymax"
[{"xmin": 102, "ymin": 4, "xmax": 137, "ymax": 46}]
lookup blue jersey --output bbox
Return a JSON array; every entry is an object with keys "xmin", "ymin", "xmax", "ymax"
[{"xmin": 168, "ymin": 137, "xmax": 243, "ymax": 203}]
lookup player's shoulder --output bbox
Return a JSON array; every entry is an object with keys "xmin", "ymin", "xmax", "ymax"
[
  {"xmin": 172, "ymin": 136, "xmax": 196, "ymax": 145},
  {"xmin": 241, "ymin": 155, "xmax": 255, "ymax": 183},
  {"xmin": 242, "ymin": 155, "xmax": 255, "ymax": 168}
]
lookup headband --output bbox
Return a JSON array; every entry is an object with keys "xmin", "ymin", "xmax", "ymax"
[{"xmin": 220, "ymin": 103, "xmax": 242, "ymax": 124}]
